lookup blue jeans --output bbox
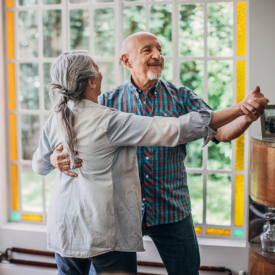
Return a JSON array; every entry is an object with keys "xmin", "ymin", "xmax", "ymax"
[
  {"xmin": 56, "ymin": 251, "xmax": 137, "ymax": 275},
  {"xmin": 89, "ymin": 214, "xmax": 200, "ymax": 275}
]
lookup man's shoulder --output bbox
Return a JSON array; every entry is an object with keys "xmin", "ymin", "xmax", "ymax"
[
  {"xmin": 160, "ymin": 79, "xmax": 194, "ymax": 98},
  {"xmin": 98, "ymin": 82, "xmax": 131, "ymax": 106}
]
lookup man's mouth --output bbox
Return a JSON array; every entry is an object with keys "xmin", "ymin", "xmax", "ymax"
[{"xmin": 148, "ymin": 63, "xmax": 162, "ymax": 67}]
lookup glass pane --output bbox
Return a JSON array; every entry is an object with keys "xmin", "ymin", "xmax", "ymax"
[
  {"xmin": 45, "ymin": 169, "xmax": 57, "ymax": 211},
  {"xmin": 208, "ymin": 3, "xmax": 233, "ymax": 57},
  {"xmin": 162, "ymin": 60, "xmax": 172, "ymax": 82},
  {"xmin": 179, "ymin": 4, "xmax": 204, "ymax": 56},
  {"xmin": 208, "ymin": 141, "xmax": 232, "ymax": 170},
  {"xmin": 43, "ymin": 63, "xmax": 53, "ymax": 110},
  {"xmin": 18, "ymin": 11, "xmax": 38, "ymax": 58},
  {"xmin": 123, "ymin": 6, "xmax": 146, "ymax": 38},
  {"xmin": 18, "ymin": 0, "xmax": 37, "ymax": 6},
  {"xmin": 208, "ymin": 60, "xmax": 232, "ymax": 170},
  {"xmin": 43, "ymin": 10, "xmax": 62, "ymax": 57},
  {"xmin": 208, "ymin": 61, "xmax": 232, "ymax": 110},
  {"xmin": 150, "ymin": 5, "xmax": 172, "ymax": 56},
  {"xmin": 124, "ymin": 67, "xmax": 131, "ymax": 84},
  {"xmin": 21, "ymin": 166, "xmax": 43, "ymax": 212},
  {"xmin": 21, "ymin": 115, "xmax": 40, "ymax": 160},
  {"xmin": 43, "ymin": 0, "xmax": 61, "ymax": 4},
  {"xmin": 206, "ymin": 174, "xmax": 231, "ymax": 226},
  {"xmin": 19, "ymin": 63, "xmax": 39, "ymax": 109},
  {"xmin": 185, "ymin": 139, "xmax": 203, "ymax": 168},
  {"xmin": 97, "ymin": 62, "xmax": 115, "ymax": 93},
  {"xmin": 94, "ymin": 9, "xmax": 115, "ymax": 57},
  {"xmin": 70, "ymin": 0, "xmax": 88, "ymax": 3},
  {"xmin": 95, "ymin": 0, "xmax": 113, "ymax": 3},
  {"xmin": 124, "ymin": 0, "xmax": 144, "ymax": 3},
  {"xmin": 70, "ymin": 9, "xmax": 89, "ymax": 50},
  {"xmin": 180, "ymin": 61, "xmax": 203, "ymax": 99},
  {"xmin": 188, "ymin": 173, "xmax": 203, "ymax": 224}
]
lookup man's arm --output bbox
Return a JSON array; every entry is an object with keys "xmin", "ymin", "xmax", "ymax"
[{"xmin": 215, "ymin": 88, "xmax": 269, "ymax": 142}]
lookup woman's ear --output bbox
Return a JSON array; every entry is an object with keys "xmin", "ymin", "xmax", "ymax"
[{"xmin": 87, "ymin": 78, "xmax": 96, "ymax": 89}]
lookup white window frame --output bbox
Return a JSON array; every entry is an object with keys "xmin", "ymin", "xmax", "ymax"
[{"xmin": 1, "ymin": 0, "xmax": 249, "ymax": 248}]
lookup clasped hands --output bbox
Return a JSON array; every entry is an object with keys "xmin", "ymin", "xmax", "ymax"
[{"xmin": 239, "ymin": 86, "xmax": 269, "ymax": 123}]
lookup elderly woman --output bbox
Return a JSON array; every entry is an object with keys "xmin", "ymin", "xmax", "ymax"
[{"xmin": 33, "ymin": 50, "xmax": 248, "ymax": 275}]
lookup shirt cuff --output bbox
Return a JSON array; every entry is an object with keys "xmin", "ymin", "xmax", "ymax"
[{"xmin": 198, "ymin": 110, "xmax": 218, "ymax": 147}]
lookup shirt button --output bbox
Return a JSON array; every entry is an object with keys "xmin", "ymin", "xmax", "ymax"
[
  {"xmin": 143, "ymin": 198, "xmax": 146, "ymax": 201},
  {"xmin": 144, "ymin": 101, "xmax": 146, "ymax": 104},
  {"xmin": 146, "ymin": 157, "xmax": 149, "ymax": 160},
  {"xmin": 146, "ymin": 175, "xmax": 149, "ymax": 178},
  {"xmin": 164, "ymin": 113, "xmax": 167, "ymax": 116}
]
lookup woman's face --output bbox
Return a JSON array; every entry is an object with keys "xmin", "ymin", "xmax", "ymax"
[{"xmin": 93, "ymin": 62, "xmax": 103, "ymax": 96}]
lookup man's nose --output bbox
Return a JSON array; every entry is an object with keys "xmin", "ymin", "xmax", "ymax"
[{"xmin": 151, "ymin": 48, "xmax": 161, "ymax": 60}]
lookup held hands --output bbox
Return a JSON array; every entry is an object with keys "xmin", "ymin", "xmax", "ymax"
[
  {"xmin": 240, "ymin": 86, "xmax": 269, "ymax": 123},
  {"xmin": 50, "ymin": 144, "xmax": 82, "ymax": 177}
]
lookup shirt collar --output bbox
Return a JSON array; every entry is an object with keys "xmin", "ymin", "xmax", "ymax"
[
  {"xmin": 128, "ymin": 76, "xmax": 161, "ymax": 97},
  {"xmin": 70, "ymin": 99, "xmax": 98, "ymax": 109}
]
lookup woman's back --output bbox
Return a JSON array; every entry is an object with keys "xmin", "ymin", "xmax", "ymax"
[{"xmin": 39, "ymin": 99, "xmax": 143, "ymax": 258}]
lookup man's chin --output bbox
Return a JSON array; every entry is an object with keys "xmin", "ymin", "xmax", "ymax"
[{"xmin": 147, "ymin": 72, "xmax": 162, "ymax": 81}]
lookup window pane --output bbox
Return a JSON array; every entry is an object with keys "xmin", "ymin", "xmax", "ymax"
[
  {"xmin": 18, "ymin": 0, "xmax": 37, "ymax": 5},
  {"xmin": 150, "ymin": 5, "xmax": 172, "ymax": 56},
  {"xmin": 179, "ymin": 4, "xmax": 204, "ymax": 56},
  {"xmin": 43, "ymin": 63, "xmax": 53, "ymax": 110},
  {"xmin": 188, "ymin": 173, "xmax": 203, "ymax": 224},
  {"xmin": 70, "ymin": 9, "xmax": 89, "ymax": 50},
  {"xmin": 180, "ymin": 61, "xmax": 203, "ymax": 98},
  {"xmin": 21, "ymin": 166, "xmax": 43, "ymax": 212},
  {"xmin": 162, "ymin": 60, "xmax": 172, "ymax": 82},
  {"xmin": 123, "ymin": 6, "xmax": 146, "ymax": 38},
  {"xmin": 124, "ymin": 67, "xmax": 131, "ymax": 84},
  {"xmin": 208, "ymin": 141, "xmax": 232, "ymax": 170},
  {"xmin": 208, "ymin": 60, "xmax": 232, "ymax": 170},
  {"xmin": 208, "ymin": 3, "xmax": 233, "ymax": 57},
  {"xmin": 19, "ymin": 63, "xmax": 40, "ymax": 110},
  {"xmin": 95, "ymin": 0, "xmax": 113, "ymax": 3},
  {"xmin": 21, "ymin": 115, "xmax": 40, "ymax": 160},
  {"xmin": 185, "ymin": 140, "xmax": 203, "ymax": 168},
  {"xmin": 70, "ymin": 0, "xmax": 88, "ymax": 3},
  {"xmin": 206, "ymin": 174, "xmax": 231, "ymax": 226},
  {"xmin": 45, "ymin": 170, "xmax": 57, "ymax": 211},
  {"xmin": 43, "ymin": 0, "xmax": 61, "ymax": 4},
  {"xmin": 43, "ymin": 10, "xmax": 62, "ymax": 57},
  {"xmin": 18, "ymin": 11, "xmax": 38, "ymax": 58},
  {"xmin": 94, "ymin": 9, "xmax": 115, "ymax": 57},
  {"xmin": 97, "ymin": 62, "xmax": 115, "ymax": 93}
]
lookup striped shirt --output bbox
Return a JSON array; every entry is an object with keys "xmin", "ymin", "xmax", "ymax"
[{"xmin": 98, "ymin": 78, "xmax": 219, "ymax": 226}]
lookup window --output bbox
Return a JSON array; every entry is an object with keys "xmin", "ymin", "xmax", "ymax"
[{"xmin": 4, "ymin": 0, "xmax": 247, "ymax": 239}]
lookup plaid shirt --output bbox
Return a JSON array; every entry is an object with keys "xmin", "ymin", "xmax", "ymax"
[{"xmin": 98, "ymin": 78, "xmax": 218, "ymax": 226}]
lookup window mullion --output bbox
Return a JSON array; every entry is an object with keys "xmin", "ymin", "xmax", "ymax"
[{"xmin": 115, "ymin": 0, "xmax": 123, "ymax": 87}]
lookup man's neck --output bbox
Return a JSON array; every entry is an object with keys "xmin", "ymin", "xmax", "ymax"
[{"xmin": 131, "ymin": 75, "xmax": 158, "ymax": 96}]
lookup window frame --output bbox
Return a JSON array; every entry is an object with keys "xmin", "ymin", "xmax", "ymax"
[{"xmin": 2, "ymin": 0, "xmax": 249, "ymax": 242}]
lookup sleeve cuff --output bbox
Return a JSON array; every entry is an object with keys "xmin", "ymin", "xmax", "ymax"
[{"xmin": 198, "ymin": 110, "xmax": 218, "ymax": 147}]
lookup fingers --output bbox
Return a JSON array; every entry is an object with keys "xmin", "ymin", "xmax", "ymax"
[
  {"xmin": 63, "ymin": 170, "xmax": 78, "ymax": 177},
  {"xmin": 55, "ymin": 144, "xmax": 63, "ymax": 152},
  {"xmin": 254, "ymin": 97, "xmax": 269, "ymax": 108},
  {"xmin": 253, "ymin": 86, "xmax": 260, "ymax": 93},
  {"xmin": 247, "ymin": 100, "xmax": 264, "ymax": 113}
]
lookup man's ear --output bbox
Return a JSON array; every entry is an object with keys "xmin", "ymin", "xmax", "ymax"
[
  {"xmin": 121, "ymin": 54, "xmax": 132, "ymax": 69},
  {"xmin": 87, "ymin": 78, "xmax": 96, "ymax": 89}
]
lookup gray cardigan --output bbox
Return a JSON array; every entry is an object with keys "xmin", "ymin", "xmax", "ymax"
[{"xmin": 32, "ymin": 99, "xmax": 217, "ymax": 258}]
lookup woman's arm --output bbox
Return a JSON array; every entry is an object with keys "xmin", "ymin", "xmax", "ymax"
[{"xmin": 106, "ymin": 102, "xmax": 248, "ymax": 148}]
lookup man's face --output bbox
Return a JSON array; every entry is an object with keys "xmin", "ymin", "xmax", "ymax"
[{"xmin": 128, "ymin": 35, "xmax": 164, "ymax": 81}]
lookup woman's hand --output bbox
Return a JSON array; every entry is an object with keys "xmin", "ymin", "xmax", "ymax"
[
  {"xmin": 50, "ymin": 144, "xmax": 82, "ymax": 177},
  {"xmin": 240, "ymin": 97, "xmax": 269, "ymax": 123}
]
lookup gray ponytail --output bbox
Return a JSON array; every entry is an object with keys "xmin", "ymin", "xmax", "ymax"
[{"xmin": 48, "ymin": 50, "xmax": 98, "ymax": 169}]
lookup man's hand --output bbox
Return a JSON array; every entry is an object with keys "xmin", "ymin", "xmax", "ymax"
[
  {"xmin": 240, "ymin": 86, "xmax": 269, "ymax": 123},
  {"xmin": 50, "ymin": 144, "xmax": 82, "ymax": 177}
]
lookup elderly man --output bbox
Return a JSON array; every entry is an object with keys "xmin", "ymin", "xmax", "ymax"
[{"xmin": 50, "ymin": 32, "xmax": 268, "ymax": 275}]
